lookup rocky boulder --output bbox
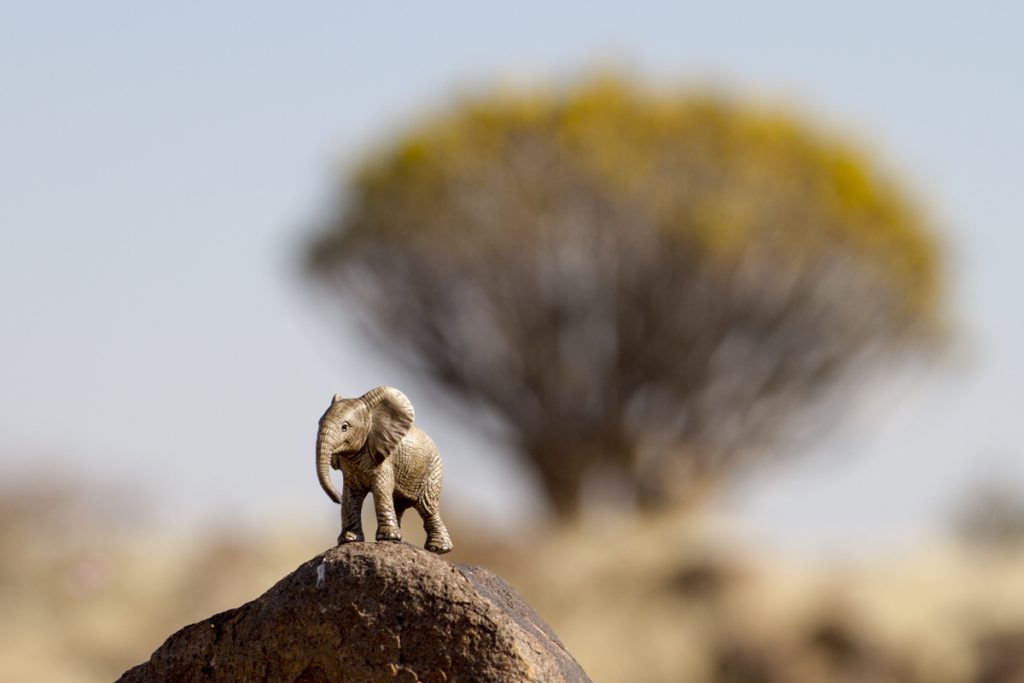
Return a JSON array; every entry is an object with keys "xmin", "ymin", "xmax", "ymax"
[{"xmin": 118, "ymin": 542, "xmax": 591, "ymax": 682}]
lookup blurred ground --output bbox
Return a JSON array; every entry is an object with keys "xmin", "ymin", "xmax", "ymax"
[{"xmin": 4, "ymin": 483, "xmax": 1024, "ymax": 683}]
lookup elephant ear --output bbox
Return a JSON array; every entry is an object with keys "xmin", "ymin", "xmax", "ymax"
[{"xmin": 362, "ymin": 386, "xmax": 415, "ymax": 465}]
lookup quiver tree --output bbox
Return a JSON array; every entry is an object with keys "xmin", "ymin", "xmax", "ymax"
[{"xmin": 306, "ymin": 78, "xmax": 941, "ymax": 519}]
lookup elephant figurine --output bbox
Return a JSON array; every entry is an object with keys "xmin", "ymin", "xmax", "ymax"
[{"xmin": 316, "ymin": 386, "xmax": 453, "ymax": 554}]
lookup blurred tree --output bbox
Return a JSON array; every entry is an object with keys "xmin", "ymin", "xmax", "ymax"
[
  {"xmin": 306, "ymin": 78, "xmax": 941, "ymax": 519},
  {"xmin": 953, "ymin": 480, "xmax": 1024, "ymax": 550}
]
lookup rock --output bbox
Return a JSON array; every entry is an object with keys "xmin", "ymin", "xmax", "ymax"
[{"xmin": 117, "ymin": 542, "xmax": 591, "ymax": 682}]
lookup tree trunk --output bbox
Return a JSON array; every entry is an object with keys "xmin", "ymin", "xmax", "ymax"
[{"xmin": 529, "ymin": 443, "xmax": 586, "ymax": 520}]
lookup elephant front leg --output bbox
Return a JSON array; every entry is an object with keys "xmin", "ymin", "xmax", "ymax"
[
  {"xmin": 371, "ymin": 469, "xmax": 401, "ymax": 542},
  {"xmin": 338, "ymin": 486, "xmax": 367, "ymax": 544}
]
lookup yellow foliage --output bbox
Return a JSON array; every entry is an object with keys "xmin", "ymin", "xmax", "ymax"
[{"xmin": 344, "ymin": 77, "xmax": 939, "ymax": 323}]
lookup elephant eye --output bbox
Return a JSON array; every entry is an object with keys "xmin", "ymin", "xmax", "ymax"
[{"xmin": 341, "ymin": 422, "xmax": 349, "ymax": 432}]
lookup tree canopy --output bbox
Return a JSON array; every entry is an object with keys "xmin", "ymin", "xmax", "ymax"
[{"xmin": 307, "ymin": 78, "xmax": 942, "ymax": 518}]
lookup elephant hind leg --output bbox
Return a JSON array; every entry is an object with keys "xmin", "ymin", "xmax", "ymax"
[
  {"xmin": 418, "ymin": 504, "xmax": 452, "ymax": 554},
  {"xmin": 416, "ymin": 483, "xmax": 452, "ymax": 554}
]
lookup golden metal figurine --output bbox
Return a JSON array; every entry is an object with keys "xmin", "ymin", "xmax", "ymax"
[{"xmin": 316, "ymin": 387, "xmax": 453, "ymax": 554}]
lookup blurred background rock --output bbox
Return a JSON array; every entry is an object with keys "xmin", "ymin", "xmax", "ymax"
[{"xmin": 3, "ymin": 4, "xmax": 1024, "ymax": 682}]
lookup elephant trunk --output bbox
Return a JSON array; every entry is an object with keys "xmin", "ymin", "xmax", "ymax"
[{"xmin": 316, "ymin": 421, "xmax": 343, "ymax": 504}]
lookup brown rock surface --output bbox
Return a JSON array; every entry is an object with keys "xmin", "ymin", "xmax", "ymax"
[{"xmin": 117, "ymin": 542, "xmax": 591, "ymax": 682}]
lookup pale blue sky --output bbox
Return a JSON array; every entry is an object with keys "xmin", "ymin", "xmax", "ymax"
[{"xmin": 1, "ymin": 3, "xmax": 1021, "ymax": 546}]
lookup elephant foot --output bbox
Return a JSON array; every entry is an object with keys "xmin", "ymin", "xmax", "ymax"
[
  {"xmin": 425, "ymin": 537, "xmax": 453, "ymax": 555},
  {"xmin": 338, "ymin": 530, "xmax": 364, "ymax": 544},
  {"xmin": 376, "ymin": 525, "xmax": 402, "ymax": 542}
]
